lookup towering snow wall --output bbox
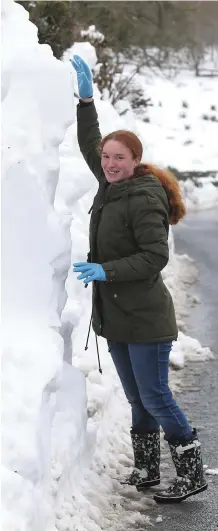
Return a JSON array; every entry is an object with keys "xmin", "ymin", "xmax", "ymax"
[{"xmin": 1, "ymin": 2, "xmax": 89, "ymax": 529}]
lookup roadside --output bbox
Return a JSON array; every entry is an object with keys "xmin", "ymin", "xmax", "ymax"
[{"xmin": 149, "ymin": 209, "xmax": 218, "ymax": 530}]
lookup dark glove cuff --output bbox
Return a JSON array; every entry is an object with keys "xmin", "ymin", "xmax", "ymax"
[
  {"xmin": 102, "ymin": 264, "xmax": 116, "ymax": 282},
  {"xmin": 79, "ymin": 99, "xmax": 94, "ymax": 107}
]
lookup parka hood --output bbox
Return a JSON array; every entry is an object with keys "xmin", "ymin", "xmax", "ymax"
[{"xmin": 105, "ymin": 163, "xmax": 186, "ymax": 225}]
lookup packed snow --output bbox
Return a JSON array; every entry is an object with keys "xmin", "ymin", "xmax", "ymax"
[
  {"xmin": 205, "ymin": 468, "xmax": 218, "ymax": 476},
  {"xmin": 1, "ymin": 4, "xmax": 217, "ymax": 530}
]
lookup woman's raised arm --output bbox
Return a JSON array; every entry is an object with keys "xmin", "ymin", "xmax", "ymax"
[{"xmin": 72, "ymin": 55, "xmax": 104, "ymax": 181}]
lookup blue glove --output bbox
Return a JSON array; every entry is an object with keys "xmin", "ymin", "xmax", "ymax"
[
  {"xmin": 73, "ymin": 262, "xmax": 106, "ymax": 284},
  {"xmin": 71, "ymin": 55, "xmax": 93, "ymax": 99}
]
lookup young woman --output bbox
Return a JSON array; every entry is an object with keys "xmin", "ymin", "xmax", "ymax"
[{"xmin": 72, "ymin": 55, "xmax": 207, "ymax": 503}]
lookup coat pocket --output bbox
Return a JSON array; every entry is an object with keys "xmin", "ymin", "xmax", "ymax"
[{"xmin": 109, "ymin": 279, "xmax": 156, "ymax": 313}]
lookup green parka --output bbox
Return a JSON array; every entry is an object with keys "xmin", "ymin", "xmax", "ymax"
[{"xmin": 77, "ymin": 101, "xmax": 178, "ymax": 344}]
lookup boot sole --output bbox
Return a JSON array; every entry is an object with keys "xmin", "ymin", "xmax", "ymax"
[
  {"xmin": 154, "ymin": 482, "xmax": 208, "ymax": 503},
  {"xmin": 136, "ymin": 478, "xmax": 161, "ymax": 491}
]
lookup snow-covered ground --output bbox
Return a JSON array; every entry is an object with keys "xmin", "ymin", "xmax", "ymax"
[{"xmin": 1, "ymin": 4, "xmax": 217, "ymax": 531}]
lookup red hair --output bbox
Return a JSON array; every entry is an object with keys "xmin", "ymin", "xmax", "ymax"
[{"xmin": 101, "ymin": 130, "xmax": 186, "ymax": 225}]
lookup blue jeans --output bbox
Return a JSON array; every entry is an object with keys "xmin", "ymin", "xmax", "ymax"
[{"xmin": 108, "ymin": 340, "xmax": 193, "ymax": 442}]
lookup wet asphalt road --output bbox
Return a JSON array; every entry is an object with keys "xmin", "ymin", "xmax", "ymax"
[{"xmin": 149, "ymin": 209, "xmax": 218, "ymax": 531}]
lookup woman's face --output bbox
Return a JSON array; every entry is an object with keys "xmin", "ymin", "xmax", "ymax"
[{"xmin": 101, "ymin": 140, "xmax": 139, "ymax": 183}]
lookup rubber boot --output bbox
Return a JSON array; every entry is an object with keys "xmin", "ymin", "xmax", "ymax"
[
  {"xmin": 154, "ymin": 429, "xmax": 208, "ymax": 503},
  {"xmin": 123, "ymin": 431, "xmax": 160, "ymax": 491}
]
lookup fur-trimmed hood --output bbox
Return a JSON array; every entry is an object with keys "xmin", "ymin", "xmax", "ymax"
[{"xmin": 132, "ymin": 163, "xmax": 186, "ymax": 225}]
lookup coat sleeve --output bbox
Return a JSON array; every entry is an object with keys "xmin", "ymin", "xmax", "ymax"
[
  {"xmin": 102, "ymin": 197, "xmax": 169, "ymax": 282},
  {"xmin": 77, "ymin": 102, "xmax": 105, "ymax": 182}
]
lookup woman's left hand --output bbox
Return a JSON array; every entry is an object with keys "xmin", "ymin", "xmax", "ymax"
[
  {"xmin": 73, "ymin": 262, "xmax": 106, "ymax": 283},
  {"xmin": 71, "ymin": 55, "xmax": 93, "ymax": 99}
]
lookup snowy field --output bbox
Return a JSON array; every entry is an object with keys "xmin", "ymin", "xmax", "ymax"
[{"xmin": 1, "ymin": 2, "xmax": 218, "ymax": 530}]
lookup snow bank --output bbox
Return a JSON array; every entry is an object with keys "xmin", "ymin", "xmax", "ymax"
[
  {"xmin": 180, "ymin": 175, "xmax": 218, "ymax": 211},
  {"xmin": 1, "ymin": 3, "xmax": 89, "ymax": 530}
]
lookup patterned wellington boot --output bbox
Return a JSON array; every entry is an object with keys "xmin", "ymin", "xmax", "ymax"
[
  {"xmin": 123, "ymin": 431, "xmax": 160, "ymax": 491},
  {"xmin": 154, "ymin": 429, "xmax": 208, "ymax": 503}
]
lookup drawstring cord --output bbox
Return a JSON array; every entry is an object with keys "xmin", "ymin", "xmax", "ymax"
[
  {"xmin": 84, "ymin": 284, "xmax": 103, "ymax": 374},
  {"xmin": 95, "ymin": 333, "xmax": 102, "ymax": 374},
  {"xmin": 84, "ymin": 311, "xmax": 92, "ymax": 351}
]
